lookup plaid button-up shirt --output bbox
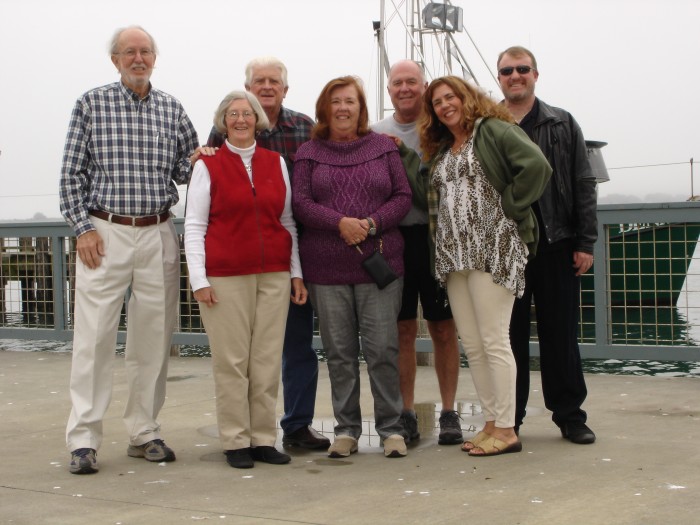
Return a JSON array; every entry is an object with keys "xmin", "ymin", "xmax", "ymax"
[
  {"xmin": 60, "ymin": 82, "xmax": 199, "ymax": 236},
  {"xmin": 207, "ymin": 105, "xmax": 313, "ymax": 172}
]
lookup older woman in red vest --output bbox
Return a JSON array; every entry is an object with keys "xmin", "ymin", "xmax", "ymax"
[{"xmin": 185, "ymin": 91, "xmax": 306, "ymax": 469}]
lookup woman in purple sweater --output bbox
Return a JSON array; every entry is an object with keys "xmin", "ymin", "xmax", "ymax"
[{"xmin": 293, "ymin": 76, "xmax": 411, "ymax": 459}]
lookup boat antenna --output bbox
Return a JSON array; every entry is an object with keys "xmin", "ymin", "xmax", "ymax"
[
  {"xmin": 691, "ymin": 157, "xmax": 695, "ymax": 200},
  {"xmin": 375, "ymin": 0, "xmax": 494, "ymax": 119}
]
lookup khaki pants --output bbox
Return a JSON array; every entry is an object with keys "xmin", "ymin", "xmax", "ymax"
[
  {"xmin": 200, "ymin": 273, "xmax": 290, "ymax": 451},
  {"xmin": 66, "ymin": 217, "xmax": 180, "ymax": 451},
  {"xmin": 447, "ymin": 269, "xmax": 516, "ymax": 428}
]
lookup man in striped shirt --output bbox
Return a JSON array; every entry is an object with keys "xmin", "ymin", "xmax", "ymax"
[{"xmin": 60, "ymin": 25, "xmax": 199, "ymax": 475}]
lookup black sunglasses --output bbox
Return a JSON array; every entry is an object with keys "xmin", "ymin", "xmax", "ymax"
[{"xmin": 498, "ymin": 65, "xmax": 535, "ymax": 76}]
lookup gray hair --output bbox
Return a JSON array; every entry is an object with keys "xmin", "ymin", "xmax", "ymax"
[
  {"xmin": 244, "ymin": 56, "xmax": 288, "ymax": 88},
  {"xmin": 109, "ymin": 25, "xmax": 158, "ymax": 55},
  {"xmin": 213, "ymin": 91, "xmax": 270, "ymax": 135}
]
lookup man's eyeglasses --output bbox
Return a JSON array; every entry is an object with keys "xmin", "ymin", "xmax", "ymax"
[
  {"xmin": 117, "ymin": 48, "xmax": 155, "ymax": 58},
  {"xmin": 498, "ymin": 65, "xmax": 535, "ymax": 76},
  {"xmin": 226, "ymin": 110, "xmax": 256, "ymax": 120}
]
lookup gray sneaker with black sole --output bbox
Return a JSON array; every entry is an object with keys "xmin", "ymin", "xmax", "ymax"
[
  {"xmin": 69, "ymin": 448, "xmax": 99, "ymax": 474},
  {"xmin": 438, "ymin": 410, "xmax": 464, "ymax": 445},
  {"xmin": 127, "ymin": 439, "xmax": 176, "ymax": 462}
]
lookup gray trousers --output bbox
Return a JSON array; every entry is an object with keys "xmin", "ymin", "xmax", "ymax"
[{"xmin": 309, "ymin": 279, "xmax": 404, "ymax": 440}]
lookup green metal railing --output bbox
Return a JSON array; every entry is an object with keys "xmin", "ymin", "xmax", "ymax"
[{"xmin": 1, "ymin": 201, "xmax": 699, "ymax": 360}]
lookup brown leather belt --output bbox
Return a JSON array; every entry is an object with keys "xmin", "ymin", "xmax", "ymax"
[{"xmin": 89, "ymin": 209, "xmax": 170, "ymax": 227}]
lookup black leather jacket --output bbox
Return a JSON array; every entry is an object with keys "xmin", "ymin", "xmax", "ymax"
[{"xmin": 530, "ymin": 99, "xmax": 598, "ymax": 254}]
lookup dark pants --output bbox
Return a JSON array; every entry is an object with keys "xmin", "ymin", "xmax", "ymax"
[
  {"xmin": 509, "ymin": 241, "xmax": 588, "ymax": 429},
  {"xmin": 279, "ymin": 300, "xmax": 319, "ymax": 434}
]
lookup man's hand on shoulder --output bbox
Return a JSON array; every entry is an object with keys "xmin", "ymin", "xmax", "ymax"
[
  {"xmin": 190, "ymin": 146, "xmax": 219, "ymax": 166},
  {"xmin": 383, "ymin": 133, "xmax": 403, "ymax": 148}
]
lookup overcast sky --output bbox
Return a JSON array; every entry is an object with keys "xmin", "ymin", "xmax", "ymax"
[{"xmin": 0, "ymin": 0, "xmax": 698, "ymax": 221}]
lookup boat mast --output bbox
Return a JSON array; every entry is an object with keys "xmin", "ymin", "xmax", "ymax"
[
  {"xmin": 374, "ymin": 1, "xmax": 388, "ymax": 118},
  {"xmin": 375, "ymin": 0, "xmax": 483, "ymax": 120}
]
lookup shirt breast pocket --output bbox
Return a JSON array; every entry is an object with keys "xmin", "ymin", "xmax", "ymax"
[{"xmin": 153, "ymin": 131, "xmax": 177, "ymax": 170}]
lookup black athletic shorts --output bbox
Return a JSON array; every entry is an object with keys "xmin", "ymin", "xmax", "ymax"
[{"xmin": 398, "ymin": 224, "xmax": 453, "ymax": 322}]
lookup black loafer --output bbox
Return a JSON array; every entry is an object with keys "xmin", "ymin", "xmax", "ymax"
[
  {"xmin": 282, "ymin": 425, "xmax": 331, "ymax": 450},
  {"xmin": 560, "ymin": 422, "xmax": 596, "ymax": 444},
  {"xmin": 225, "ymin": 448, "xmax": 254, "ymax": 469},
  {"xmin": 251, "ymin": 446, "xmax": 291, "ymax": 464}
]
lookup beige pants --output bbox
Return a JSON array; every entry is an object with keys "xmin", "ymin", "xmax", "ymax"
[
  {"xmin": 200, "ymin": 273, "xmax": 290, "ymax": 451},
  {"xmin": 66, "ymin": 217, "xmax": 180, "ymax": 451},
  {"xmin": 446, "ymin": 269, "xmax": 516, "ymax": 428}
]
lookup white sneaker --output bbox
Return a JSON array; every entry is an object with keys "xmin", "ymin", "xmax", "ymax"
[
  {"xmin": 383, "ymin": 434, "xmax": 407, "ymax": 458},
  {"xmin": 328, "ymin": 435, "xmax": 358, "ymax": 458}
]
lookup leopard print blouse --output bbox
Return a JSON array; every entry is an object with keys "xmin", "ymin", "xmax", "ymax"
[{"xmin": 432, "ymin": 138, "xmax": 528, "ymax": 298}]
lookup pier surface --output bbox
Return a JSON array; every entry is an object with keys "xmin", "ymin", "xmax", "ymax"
[{"xmin": 1, "ymin": 350, "xmax": 698, "ymax": 524}]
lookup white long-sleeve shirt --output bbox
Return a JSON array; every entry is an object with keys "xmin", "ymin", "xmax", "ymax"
[{"xmin": 184, "ymin": 140, "xmax": 302, "ymax": 292}]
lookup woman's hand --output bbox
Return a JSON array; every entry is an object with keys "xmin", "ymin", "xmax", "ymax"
[
  {"xmin": 193, "ymin": 286, "xmax": 218, "ymax": 307},
  {"xmin": 291, "ymin": 278, "xmax": 308, "ymax": 305},
  {"xmin": 189, "ymin": 146, "xmax": 219, "ymax": 166},
  {"xmin": 338, "ymin": 217, "xmax": 369, "ymax": 246}
]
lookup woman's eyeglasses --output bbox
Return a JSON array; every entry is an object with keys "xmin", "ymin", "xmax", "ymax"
[{"xmin": 225, "ymin": 111, "xmax": 255, "ymax": 120}]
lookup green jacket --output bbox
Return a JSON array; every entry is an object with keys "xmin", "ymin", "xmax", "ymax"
[{"xmin": 402, "ymin": 117, "xmax": 552, "ymax": 273}]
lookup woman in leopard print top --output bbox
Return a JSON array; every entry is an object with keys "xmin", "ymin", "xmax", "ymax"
[{"xmin": 418, "ymin": 76, "xmax": 551, "ymax": 457}]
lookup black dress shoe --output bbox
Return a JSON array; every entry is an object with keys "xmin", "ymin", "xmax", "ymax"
[
  {"xmin": 225, "ymin": 448, "xmax": 254, "ymax": 469},
  {"xmin": 251, "ymin": 446, "xmax": 291, "ymax": 464},
  {"xmin": 282, "ymin": 425, "xmax": 331, "ymax": 450},
  {"xmin": 560, "ymin": 422, "xmax": 596, "ymax": 444}
]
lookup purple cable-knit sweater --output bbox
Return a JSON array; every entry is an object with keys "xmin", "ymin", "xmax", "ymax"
[{"xmin": 292, "ymin": 132, "xmax": 411, "ymax": 285}]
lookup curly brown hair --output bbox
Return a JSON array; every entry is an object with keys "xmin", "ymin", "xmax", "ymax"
[
  {"xmin": 418, "ymin": 76, "xmax": 515, "ymax": 160},
  {"xmin": 312, "ymin": 76, "xmax": 370, "ymax": 141}
]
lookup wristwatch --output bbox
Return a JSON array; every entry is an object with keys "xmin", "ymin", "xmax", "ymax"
[{"xmin": 366, "ymin": 217, "xmax": 377, "ymax": 236}]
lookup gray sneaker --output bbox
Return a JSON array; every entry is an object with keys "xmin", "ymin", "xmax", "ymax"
[
  {"xmin": 127, "ymin": 439, "xmax": 176, "ymax": 462},
  {"xmin": 400, "ymin": 410, "xmax": 420, "ymax": 443},
  {"xmin": 438, "ymin": 410, "xmax": 463, "ymax": 445},
  {"xmin": 69, "ymin": 448, "xmax": 98, "ymax": 474}
]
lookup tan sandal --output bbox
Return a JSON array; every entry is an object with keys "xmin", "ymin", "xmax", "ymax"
[
  {"xmin": 461, "ymin": 431, "xmax": 489, "ymax": 452},
  {"xmin": 468, "ymin": 436, "xmax": 522, "ymax": 457}
]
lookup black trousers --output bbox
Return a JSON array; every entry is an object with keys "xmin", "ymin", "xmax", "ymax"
[{"xmin": 509, "ymin": 240, "xmax": 588, "ymax": 428}]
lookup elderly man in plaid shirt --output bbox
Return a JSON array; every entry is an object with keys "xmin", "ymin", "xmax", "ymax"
[
  {"xmin": 206, "ymin": 57, "xmax": 330, "ymax": 450},
  {"xmin": 60, "ymin": 26, "xmax": 198, "ymax": 474}
]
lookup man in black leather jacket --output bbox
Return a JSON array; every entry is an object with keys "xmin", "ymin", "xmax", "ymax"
[{"xmin": 498, "ymin": 46, "xmax": 598, "ymax": 444}]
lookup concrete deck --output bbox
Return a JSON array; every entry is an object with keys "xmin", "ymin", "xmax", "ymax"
[{"xmin": 1, "ymin": 350, "xmax": 698, "ymax": 525}]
